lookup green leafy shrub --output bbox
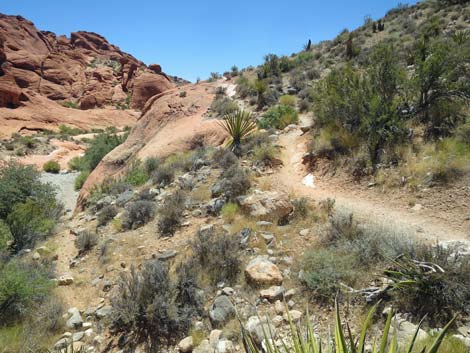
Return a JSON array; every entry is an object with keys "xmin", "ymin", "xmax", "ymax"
[
  {"xmin": 220, "ymin": 202, "xmax": 239, "ymax": 223},
  {"xmin": 144, "ymin": 157, "xmax": 160, "ymax": 175},
  {"xmin": 279, "ymin": 94, "xmax": 296, "ymax": 107},
  {"xmin": 74, "ymin": 230, "xmax": 98, "ymax": 255},
  {"xmin": 7, "ymin": 199, "xmax": 57, "ymax": 252},
  {"xmin": 81, "ymin": 130, "xmax": 127, "ymax": 171},
  {"xmin": 20, "ymin": 136, "xmax": 36, "ymax": 149},
  {"xmin": 111, "ymin": 261, "xmax": 193, "ymax": 353},
  {"xmin": 258, "ymin": 105, "xmax": 299, "ymax": 129},
  {"xmin": 157, "ymin": 190, "xmax": 186, "ymax": 236},
  {"xmin": 125, "ymin": 161, "xmax": 149, "ymax": 186},
  {"xmin": 235, "ymin": 75, "xmax": 256, "ymax": 98},
  {"xmin": 42, "ymin": 160, "xmax": 60, "ymax": 174},
  {"xmin": 253, "ymin": 144, "xmax": 277, "ymax": 166},
  {"xmin": 0, "ymin": 220, "xmax": 12, "ymax": 252},
  {"xmin": 74, "ymin": 170, "xmax": 90, "ymax": 190},
  {"xmin": 123, "ymin": 201, "xmax": 155, "ymax": 230},
  {"xmin": 68, "ymin": 156, "xmax": 86, "ymax": 171},
  {"xmin": 301, "ymin": 248, "xmax": 357, "ymax": 302},
  {"xmin": 61, "ymin": 101, "xmax": 79, "ymax": 109},
  {"xmin": 58, "ymin": 124, "xmax": 84, "ymax": 135},
  {"xmin": 0, "ymin": 162, "xmax": 57, "ymax": 219},
  {"xmin": 0, "ymin": 260, "xmax": 54, "ymax": 325}
]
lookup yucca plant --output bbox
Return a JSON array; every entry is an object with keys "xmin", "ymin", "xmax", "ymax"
[
  {"xmin": 217, "ymin": 110, "xmax": 257, "ymax": 156},
  {"xmin": 241, "ymin": 300, "xmax": 456, "ymax": 353}
]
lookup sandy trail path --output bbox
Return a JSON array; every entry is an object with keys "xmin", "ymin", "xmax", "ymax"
[{"xmin": 276, "ymin": 114, "xmax": 469, "ymax": 244}]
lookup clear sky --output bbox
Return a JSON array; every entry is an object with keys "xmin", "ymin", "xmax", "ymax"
[{"xmin": 1, "ymin": 0, "xmax": 418, "ymax": 81}]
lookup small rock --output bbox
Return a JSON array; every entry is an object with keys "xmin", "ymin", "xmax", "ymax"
[
  {"xmin": 217, "ymin": 339, "xmax": 234, "ymax": 353},
  {"xmin": 54, "ymin": 338, "xmax": 70, "ymax": 350},
  {"xmin": 95, "ymin": 305, "xmax": 113, "ymax": 319},
  {"xmin": 72, "ymin": 331, "xmax": 85, "ymax": 342},
  {"xmin": 256, "ymin": 221, "xmax": 273, "ymax": 227},
  {"xmin": 157, "ymin": 250, "xmax": 178, "ymax": 260},
  {"xmin": 178, "ymin": 336, "xmax": 194, "ymax": 353},
  {"xmin": 57, "ymin": 275, "xmax": 74, "ymax": 286},
  {"xmin": 259, "ymin": 286, "xmax": 284, "ymax": 302},
  {"xmin": 209, "ymin": 296, "xmax": 235, "ymax": 328},
  {"xmin": 260, "ymin": 232, "xmax": 275, "ymax": 244},
  {"xmin": 274, "ymin": 300, "xmax": 284, "ymax": 315},
  {"xmin": 222, "ymin": 287, "xmax": 235, "ymax": 296},
  {"xmin": 283, "ymin": 310, "xmax": 302, "ymax": 322},
  {"xmin": 299, "ymin": 229, "xmax": 309, "ymax": 237},
  {"xmin": 66, "ymin": 308, "xmax": 83, "ymax": 329},
  {"xmin": 209, "ymin": 329, "xmax": 222, "ymax": 348}
]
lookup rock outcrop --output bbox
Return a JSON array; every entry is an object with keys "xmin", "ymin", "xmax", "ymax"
[
  {"xmin": 0, "ymin": 14, "xmax": 174, "ymax": 137},
  {"xmin": 77, "ymin": 82, "xmax": 227, "ymax": 209}
]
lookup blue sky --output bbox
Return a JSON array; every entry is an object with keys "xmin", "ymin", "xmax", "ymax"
[{"xmin": 2, "ymin": 0, "xmax": 418, "ymax": 81}]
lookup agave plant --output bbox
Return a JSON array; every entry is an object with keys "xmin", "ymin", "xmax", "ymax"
[
  {"xmin": 217, "ymin": 110, "xmax": 257, "ymax": 155},
  {"xmin": 241, "ymin": 300, "xmax": 456, "ymax": 353}
]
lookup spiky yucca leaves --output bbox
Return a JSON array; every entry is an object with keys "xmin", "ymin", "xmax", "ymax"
[
  {"xmin": 241, "ymin": 300, "xmax": 456, "ymax": 353},
  {"xmin": 218, "ymin": 110, "xmax": 257, "ymax": 155}
]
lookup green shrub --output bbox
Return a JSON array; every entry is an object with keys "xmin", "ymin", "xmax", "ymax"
[
  {"xmin": 144, "ymin": 157, "xmax": 160, "ymax": 175},
  {"xmin": 253, "ymin": 144, "xmax": 277, "ymax": 166},
  {"xmin": 98, "ymin": 205, "xmax": 118, "ymax": 226},
  {"xmin": 68, "ymin": 156, "xmax": 86, "ymax": 171},
  {"xmin": 42, "ymin": 160, "xmax": 60, "ymax": 174},
  {"xmin": 20, "ymin": 136, "xmax": 36, "ymax": 149},
  {"xmin": 211, "ymin": 96, "xmax": 239, "ymax": 117},
  {"xmin": 235, "ymin": 75, "xmax": 256, "ymax": 98},
  {"xmin": 61, "ymin": 101, "xmax": 79, "ymax": 109},
  {"xmin": 0, "ymin": 260, "xmax": 54, "ymax": 325},
  {"xmin": 123, "ymin": 201, "xmax": 155, "ymax": 230},
  {"xmin": 212, "ymin": 165, "xmax": 251, "ymax": 200},
  {"xmin": 111, "ymin": 261, "xmax": 193, "ymax": 353},
  {"xmin": 151, "ymin": 164, "xmax": 175, "ymax": 186},
  {"xmin": 212, "ymin": 149, "xmax": 239, "ymax": 169},
  {"xmin": 220, "ymin": 202, "xmax": 239, "ymax": 223},
  {"xmin": 301, "ymin": 248, "xmax": 357, "ymax": 302},
  {"xmin": 456, "ymin": 122, "xmax": 470, "ymax": 145},
  {"xmin": 74, "ymin": 230, "xmax": 98, "ymax": 255},
  {"xmin": 279, "ymin": 95, "xmax": 296, "ymax": 107},
  {"xmin": 191, "ymin": 229, "xmax": 241, "ymax": 285},
  {"xmin": 0, "ymin": 220, "xmax": 12, "ymax": 252},
  {"xmin": 258, "ymin": 105, "xmax": 299, "ymax": 129},
  {"xmin": 385, "ymin": 244, "xmax": 470, "ymax": 326},
  {"xmin": 81, "ymin": 130, "xmax": 127, "ymax": 171},
  {"xmin": 157, "ymin": 190, "xmax": 186, "ymax": 236},
  {"xmin": 58, "ymin": 124, "xmax": 84, "ymax": 135},
  {"xmin": 7, "ymin": 200, "xmax": 56, "ymax": 251},
  {"xmin": 125, "ymin": 162, "xmax": 149, "ymax": 186},
  {"xmin": 74, "ymin": 170, "xmax": 90, "ymax": 190}
]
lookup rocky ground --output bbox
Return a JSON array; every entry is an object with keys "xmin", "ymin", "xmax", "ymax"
[{"xmin": 28, "ymin": 106, "xmax": 469, "ymax": 352}]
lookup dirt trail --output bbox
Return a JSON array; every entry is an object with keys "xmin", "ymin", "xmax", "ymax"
[{"xmin": 276, "ymin": 115, "xmax": 469, "ymax": 244}]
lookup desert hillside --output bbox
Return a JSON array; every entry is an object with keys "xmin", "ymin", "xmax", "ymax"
[{"xmin": 0, "ymin": 1, "xmax": 469, "ymax": 353}]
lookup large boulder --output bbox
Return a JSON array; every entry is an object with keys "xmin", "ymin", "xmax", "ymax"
[
  {"xmin": 237, "ymin": 191, "xmax": 293, "ymax": 222},
  {"xmin": 0, "ymin": 74, "xmax": 25, "ymax": 108},
  {"xmin": 245, "ymin": 256, "xmax": 283, "ymax": 286},
  {"xmin": 130, "ymin": 72, "xmax": 173, "ymax": 110}
]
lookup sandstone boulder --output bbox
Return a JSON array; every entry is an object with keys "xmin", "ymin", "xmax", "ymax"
[
  {"xmin": 245, "ymin": 256, "xmax": 283, "ymax": 286},
  {"xmin": 238, "ymin": 191, "xmax": 293, "ymax": 222},
  {"xmin": 130, "ymin": 72, "xmax": 173, "ymax": 109}
]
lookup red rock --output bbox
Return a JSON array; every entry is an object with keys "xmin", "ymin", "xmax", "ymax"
[{"xmin": 130, "ymin": 72, "xmax": 173, "ymax": 109}]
